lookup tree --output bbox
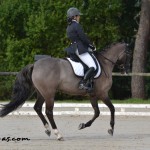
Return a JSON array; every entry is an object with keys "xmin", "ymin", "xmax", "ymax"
[{"xmin": 131, "ymin": 0, "xmax": 150, "ymax": 99}]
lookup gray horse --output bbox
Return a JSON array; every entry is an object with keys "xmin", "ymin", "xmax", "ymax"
[{"xmin": 0, "ymin": 42, "xmax": 131, "ymax": 140}]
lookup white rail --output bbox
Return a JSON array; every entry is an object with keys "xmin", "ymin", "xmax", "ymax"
[
  {"xmin": 6, "ymin": 103, "xmax": 150, "ymax": 116},
  {"xmin": 1, "ymin": 72, "xmax": 150, "ymax": 76}
]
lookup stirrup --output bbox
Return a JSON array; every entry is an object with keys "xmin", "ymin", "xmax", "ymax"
[
  {"xmin": 79, "ymin": 80, "xmax": 94, "ymax": 92},
  {"xmin": 79, "ymin": 81, "xmax": 86, "ymax": 90}
]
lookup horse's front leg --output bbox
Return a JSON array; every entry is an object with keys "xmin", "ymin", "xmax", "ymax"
[
  {"xmin": 102, "ymin": 97, "xmax": 115, "ymax": 136},
  {"xmin": 78, "ymin": 97, "xmax": 100, "ymax": 130}
]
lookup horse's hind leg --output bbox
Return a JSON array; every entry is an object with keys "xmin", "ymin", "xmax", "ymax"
[
  {"xmin": 79, "ymin": 97, "xmax": 100, "ymax": 130},
  {"xmin": 45, "ymin": 97, "xmax": 63, "ymax": 141},
  {"xmin": 34, "ymin": 92, "xmax": 51, "ymax": 136},
  {"xmin": 102, "ymin": 97, "xmax": 115, "ymax": 136}
]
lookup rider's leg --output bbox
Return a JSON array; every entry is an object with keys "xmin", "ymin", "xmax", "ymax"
[
  {"xmin": 76, "ymin": 51, "xmax": 97, "ymax": 69},
  {"xmin": 79, "ymin": 67, "xmax": 95, "ymax": 89},
  {"xmin": 76, "ymin": 50, "xmax": 96, "ymax": 90}
]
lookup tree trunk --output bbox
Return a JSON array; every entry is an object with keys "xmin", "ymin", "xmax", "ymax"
[{"xmin": 131, "ymin": 0, "xmax": 150, "ymax": 99}]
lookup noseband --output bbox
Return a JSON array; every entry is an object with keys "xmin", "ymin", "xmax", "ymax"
[
  {"xmin": 116, "ymin": 44, "xmax": 131, "ymax": 73},
  {"xmin": 124, "ymin": 44, "xmax": 132, "ymax": 73}
]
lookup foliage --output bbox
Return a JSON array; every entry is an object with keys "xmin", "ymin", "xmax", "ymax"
[
  {"xmin": 0, "ymin": 0, "xmax": 125, "ymax": 71},
  {"xmin": 0, "ymin": 76, "xmax": 15, "ymax": 99}
]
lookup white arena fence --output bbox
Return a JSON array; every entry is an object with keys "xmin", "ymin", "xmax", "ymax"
[
  {"xmin": 1, "ymin": 102, "xmax": 150, "ymax": 116},
  {"xmin": 1, "ymin": 72, "xmax": 150, "ymax": 76}
]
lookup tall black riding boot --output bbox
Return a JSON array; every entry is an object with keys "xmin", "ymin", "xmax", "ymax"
[{"xmin": 79, "ymin": 67, "xmax": 95, "ymax": 91}]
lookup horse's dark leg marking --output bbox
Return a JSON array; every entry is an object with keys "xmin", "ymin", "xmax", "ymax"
[
  {"xmin": 45, "ymin": 98, "xmax": 63, "ymax": 140},
  {"xmin": 102, "ymin": 97, "xmax": 115, "ymax": 136},
  {"xmin": 79, "ymin": 97, "xmax": 100, "ymax": 130},
  {"xmin": 34, "ymin": 92, "xmax": 51, "ymax": 136},
  {"xmin": 45, "ymin": 108, "xmax": 57, "ymax": 129}
]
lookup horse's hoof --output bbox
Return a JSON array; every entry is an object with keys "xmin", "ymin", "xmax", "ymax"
[
  {"xmin": 57, "ymin": 136, "xmax": 64, "ymax": 141},
  {"xmin": 78, "ymin": 123, "xmax": 85, "ymax": 130},
  {"xmin": 45, "ymin": 130, "xmax": 51, "ymax": 137},
  {"xmin": 108, "ymin": 129, "xmax": 113, "ymax": 136}
]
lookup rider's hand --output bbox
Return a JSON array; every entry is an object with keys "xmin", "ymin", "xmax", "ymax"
[{"xmin": 89, "ymin": 44, "xmax": 96, "ymax": 51}]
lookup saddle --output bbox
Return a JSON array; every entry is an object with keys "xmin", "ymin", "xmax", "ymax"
[{"xmin": 67, "ymin": 53, "xmax": 101, "ymax": 79}]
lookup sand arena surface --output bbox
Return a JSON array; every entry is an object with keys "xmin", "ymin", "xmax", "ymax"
[{"xmin": 0, "ymin": 115, "xmax": 150, "ymax": 150}]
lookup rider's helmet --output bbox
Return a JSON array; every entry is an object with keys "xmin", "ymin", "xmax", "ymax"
[{"xmin": 67, "ymin": 7, "xmax": 83, "ymax": 18}]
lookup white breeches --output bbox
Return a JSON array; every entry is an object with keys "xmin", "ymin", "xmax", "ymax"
[{"xmin": 76, "ymin": 50, "xmax": 97, "ymax": 70}]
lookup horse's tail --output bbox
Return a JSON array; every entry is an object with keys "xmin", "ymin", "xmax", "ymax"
[{"xmin": 0, "ymin": 64, "xmax": 34, "ymax": 117}]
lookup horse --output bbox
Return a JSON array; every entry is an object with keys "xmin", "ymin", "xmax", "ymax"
[{"xmin": 0, "ymin": 42, "xmax": 131, "ymax": 140}]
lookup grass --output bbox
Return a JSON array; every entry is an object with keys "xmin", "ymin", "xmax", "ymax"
[{"xmin": 112, "ymin": 99, "xmax": 150, "ymax": 104}]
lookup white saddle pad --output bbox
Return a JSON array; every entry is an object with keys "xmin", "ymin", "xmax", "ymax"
[{"xmin": 67, "ymin": 56, "xmax": 101, "ymax": 78}]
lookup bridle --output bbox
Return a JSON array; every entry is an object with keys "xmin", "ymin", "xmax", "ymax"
[
  {"xmin": 124, "ymin": 44, "xmax": 132, "ymax": 73},
  {"xmin": 99, "ymin": 44, "xmax": 131, "ymax": 74}
]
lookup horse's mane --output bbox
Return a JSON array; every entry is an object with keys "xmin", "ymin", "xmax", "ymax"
[{"xmin": 102, "ymin": 42, "xmax": 118, "ymax": 51}]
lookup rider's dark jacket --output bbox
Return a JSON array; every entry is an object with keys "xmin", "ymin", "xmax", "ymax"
[{"xmin": 65, "ymin": 20, "xmax": 92, "ymax": 55}]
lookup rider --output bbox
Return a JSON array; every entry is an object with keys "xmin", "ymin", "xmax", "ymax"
[{"xmin": 66, "ymin": 7, "xmax": 97, "ymax": 91}]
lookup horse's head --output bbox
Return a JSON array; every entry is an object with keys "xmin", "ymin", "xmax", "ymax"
[
  {"xmin": 117, "ymin": 43, "xmax": 132, "ymax": 74},
  {"xmin": 96, "ymin": 42, "xmax": 132, "ymax": 75}
]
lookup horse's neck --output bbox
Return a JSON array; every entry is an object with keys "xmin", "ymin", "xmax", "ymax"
[
  {"xmin": 96, "ymin": 48, "xmax": 120, "ymax": 76},
  {"xmin": 99, "ymin": 56, "xmax": 115, "ymax": 77},
  {"xmin": 101, "ymin": 49, "xmax": 118, "ymax": 63},
  {"xmin": 99, "ymin": 50, "xmax": 116, "ymax": 63}
]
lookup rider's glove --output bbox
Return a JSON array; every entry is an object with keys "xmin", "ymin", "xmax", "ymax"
[{"xmin": 89, "ymin": 44, "xmax": 96, "ymax": 51}]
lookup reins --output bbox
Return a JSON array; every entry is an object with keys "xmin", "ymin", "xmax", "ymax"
[
  {"xmin": 99, "ymin": 53, "xmax": 116, "ymax": 65},
  {"xmin": 99, "ymin": 52, "xmax": 123, "ymax": 69}
]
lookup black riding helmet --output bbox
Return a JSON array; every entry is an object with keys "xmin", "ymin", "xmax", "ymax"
[
  {"xmin": 67, "ymin": 7, "xmax": 83, "ymax": 18},
  {"xmin": 67, "ymin": 7, "xmax": 83, "ymax": 24}
]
